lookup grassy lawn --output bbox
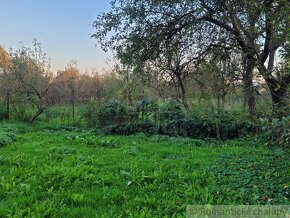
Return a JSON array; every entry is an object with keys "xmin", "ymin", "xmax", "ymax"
[{"xmin": 0, "ymin": 122, "xmax": 289, "ymax": 217}]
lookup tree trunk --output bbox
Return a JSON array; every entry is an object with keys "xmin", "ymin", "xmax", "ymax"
[
  {"xmin": 141, "ymin": 106, "xmax": 144, "ymax": 121},
  {"xmin": 243, "ymin": 90, "xmax": 247, "ymax": 111},
  {"xmin": 127, "ymin": 93, "xmax": 133, "ymax": 105},
  {"xmin": 177, "ymin": 75, "xmax": 189, "ymax": 111},
  {"xmin": 71, "ymin": 88, "xmax": 75, "ymax": 124},
  {"xmin": 261, "ymin": 47, "xmax": 290, "ymax": 117},
  {"xmin": 221, "ymin": 91, "xmax": 226, "ymax": 108},
  {"xmin": 5, "ymin": 89, "xmax": 10, "ymax": 119},
  {"xmin": 243, "ymin": 58, "xmax": 256, "ymax": 122},
  {"xmin": 30, "ymin": 107, "xmax": 46, "ymax": 124},
  {"xmin": 217, "ymin": 94, "xmax": 221, "ymax": 109},
  {"xmin": 272, "ymin": 91, "xmax": 288, "ymax": 118},
  {"xmin": 264, "ymin": 77, "xmax": 289, "ymax": 118}
]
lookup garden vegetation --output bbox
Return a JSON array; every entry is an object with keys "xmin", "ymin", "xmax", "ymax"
[{"xmin": 0, "ymin": 0, "xmax": 289, "ymax": 216}]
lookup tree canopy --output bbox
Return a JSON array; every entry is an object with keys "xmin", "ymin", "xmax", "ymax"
[{"xmin": 92, "ymin": 0, "xmax": 290, "ymax": 118}]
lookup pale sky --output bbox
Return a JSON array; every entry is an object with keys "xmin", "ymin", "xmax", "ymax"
[{"xmin": 0, "ymin": 0, "xmax": 111, "ymax": 73}]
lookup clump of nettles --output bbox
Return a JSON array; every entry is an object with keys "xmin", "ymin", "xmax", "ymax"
[{"xmin": 0, "ymin": 131, "xmax": 16, "ymax": 147}]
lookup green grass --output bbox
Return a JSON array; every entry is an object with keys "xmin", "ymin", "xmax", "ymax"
[{"xmin": 0, "ymin": 122, "xmax": 289, "ymax": 217}]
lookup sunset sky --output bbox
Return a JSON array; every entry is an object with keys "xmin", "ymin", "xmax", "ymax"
[{"xmin": 0, "ymin": 0, "xmax": 111, "ymax": 73}]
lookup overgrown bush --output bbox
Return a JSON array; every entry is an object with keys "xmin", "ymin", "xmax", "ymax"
[
  {"xmin": 158, "ymin": 100, "xmax": 185, "ymax": 122},
  {"xmin": 81, "ymin": 101, "xmax": 100, "ymax": 127},
  {"xmin": 158, "ymin": 110, "xmax": 253, "ymax": 140},
  {"xmin": 136, "ymin": 98, "xmax": 158, "ymax": 122},
  {"xmin": 0, "ymin": 103, "xmax": 8, "ymax": 121},
  {"xmin": 82, "ymin": 100, "xmax": 138, "ymax": 128},
  {"xmin": 259, "ymin": 116, "xmax": 290, "ymax": 147},
  {"xmin": 99, "ymin": 100, "xmax": 137, "ymax": 127},
  {"xmin": 199, "ymin": 110, "xmax": 253, "ymax": 140},
  {"xmin": 83, "ymin": 99, "xmax": 253, "ymax": 140}
]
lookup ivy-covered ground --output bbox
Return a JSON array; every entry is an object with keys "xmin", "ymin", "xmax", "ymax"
[{"xmin": 0, "ymin": 122, "xmax": 289, "ymax": 217}]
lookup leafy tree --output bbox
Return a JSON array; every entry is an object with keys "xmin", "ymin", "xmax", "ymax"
[
  {"xmin": 199, "ymin": 47, "xmax": 242, "ymax": 108},
  {"xmin": 0, "ymin": 46, "xmax": 10, "ymax": 67},
  {"xmin": 5, "ymin": 40, "xmax": 55, "ymax": 123},
  {"xmin": 145, "ymin": 39, "xmax": 201, "ymax": 110},
  {"xmin": 77, "ymin": 71, "xmax": 105, "ymax": 102},
  {"xmin": 114, "ymin": 64, "xmax": 140, "ymax": 105},
  {"xmin": 53, "ymin": 62, "xmax": 80, "ymax": 123},
  {"xmin": 0, "ymin": 46, "xmax": 12, "ymax": 118},
  {"xmin": 92, "ymin": 0, "xmax": 290, "ymax": 119}
]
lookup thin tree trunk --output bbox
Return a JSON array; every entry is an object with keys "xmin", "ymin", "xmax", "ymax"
[
  {"xmin": 243, "ymin": 90, "xmax": 247, "ymax": 111},
  {"xmin": 217, "ymin": 94, "xmax": 221, "ymax": 109},
  {"xmin": 6, "ymin": 89, "xmax": 10, "ymax": 119},
  {"xmin": 243, "ymin": 58, "xmax": 256, "ymax": 122},
  {"xmin": 30, "ymin": 107, "xmax": 46, "ymax": 124},
  {"xmin": 127, "ymin": 93, "xmax": 133, "ymax": 105},
  {"xmin": 177, "ymin": 75, "xmax": 189, "ymax": 111},
  {"xmin": 221, "ymin": 91, "xmax": 226, "ymax": 108},
  {"xmin": 72, "ymin": 88, "xmax": 75, "ymax": 124}
]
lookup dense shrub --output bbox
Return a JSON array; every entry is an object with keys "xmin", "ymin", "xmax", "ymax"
[
  {"xmin": 0, "ymin": 103, "xmax": 8, "ymax": 121},
  {"xmin": 158, "ymin": 100, "xmax": 185, "ymax": 122},
  {"xmin": 199, "ymin": 110, "xmax": 254, "ymax": 140},
  {"xmin": 101, "ymin": 121, "xmax": 155, "ymax": 135},
  {"xmin": 81, "ymin": 101, "xmax": 100, "ymax": 127},
  {"xmin": 83, "ymin": 100, "xmax": 253, "ymax": 140},
  {"xmin": 0, "ymin": 111, "xmax": 7, "ymax": 121},
  {"xmin": 158, "ymin": 118, "xmax": 253, "ymax": 140},
  {"xmin": 98, "ymin": 100, "xmax": 137, "ymax": 127},
  {"xmin": 82, "ymin": 100, "xmax": 138, "ymax": 128},
  {"xmin": 158, "ymin": 118, "xmax": 195, "ymax": 137},
  {"xmin": 259, "ymin": 116, "xmax": 290, "ymax": 147},
  {"xmin": 136, "ymin": 98, "xmax": 158, "ymax": 122},
  {"xmin": 158, "ymin": 110, "xmax": 253, "ymax": 140}
]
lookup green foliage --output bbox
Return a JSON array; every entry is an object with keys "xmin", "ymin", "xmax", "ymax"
[
  {"xmin": 82, "ymin": 100, "xmax": 254, "ymax": 140},
  {"xmin": 148, "ymin": 134, "xmax": 207, "ymax": 146},
  {"xmin": 0, "ymin": 111, "xmax": 7, "ymax": 121},
  {"xmin": 101, "ymin": 121, "xmax": 156, "ymax": 135},
  {"xmin": 44, "ymin": 107, "xmax": 71, "ymax": 123},
  {"xmin": 0, "ymin": 122, "xmax": 288, "ymax": 217},
  {"xmin": 2, "ymin": 39, "xmax": 54, "ymax": 124},
  {"xmin": 82, "ymin": 100, "xmax": 148, "ymax": 134},
  {"xmin": 96, "ymin": 100, "xmax": 137, "ymax": 128},
  {"xmin": 158, "ymin": 100, "xmax": 185, "ymax": 122},
  {"xmin": 0, "ymin": 131, "xmax": 16, "ymax": 147},
  {"xmin": 136, "ymin": 98, "xmax": 158, "ymax": 122},
  {"xmin": 199, "ymin": 110, "xmax": 254, "ymax": 140},
  {"xmin": 81, "ymin": 101, "xmax": 100, "ymax": 128},
  {"xmin": 11, "ymin": 104, "xmax": 31, "ymax": 122},
  {"xmin": 0, "ymin": 103, "xmax": 8, "ymax": 121},
  {"xmin": 157, "ymin": 108, "xmax": 253, "ymax": 140},
  {"xmin": 210, "ymin": 148, "xmax": 289, "ymax": 204},
  {"xmin": 259, "ymin": 116, "xmax": 290, "ymax": 147},
  {"xmin": 92, "ymin": 0, "xmax": 289, "ymax": 121}
]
